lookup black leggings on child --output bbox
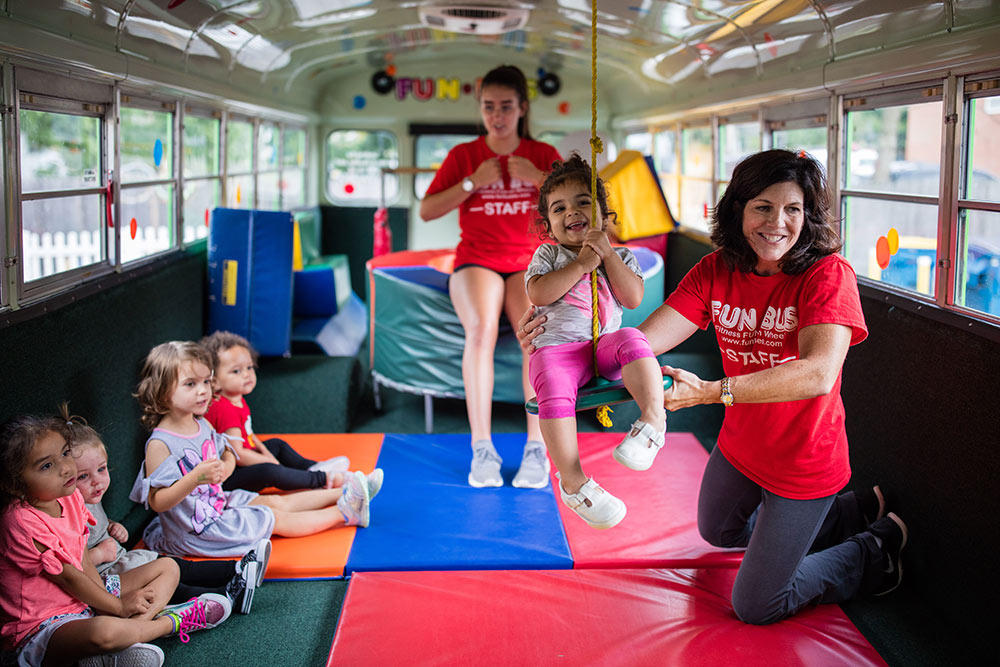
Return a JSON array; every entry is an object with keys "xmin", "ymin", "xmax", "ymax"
[
  {"xmin": 222, "ymin": 438, "xmax": 325, "ymax": 492},
  {"xmin": 168, "ymin": 557, "xmax": 236, "ymax": 605}
]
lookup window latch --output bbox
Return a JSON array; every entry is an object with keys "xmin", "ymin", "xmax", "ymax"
[
  {"xmin": 0, "ymin": 105, "xmax": 13, "ymax": 116},
  {"xmin": 944, "ymin": 113, "xmax": 959, "ymax": 125},
  {"xmin": 3, "ymin": 257, "xmax": 17, "ymax": 268}
]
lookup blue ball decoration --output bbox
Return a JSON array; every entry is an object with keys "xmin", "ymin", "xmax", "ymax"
[
  {"xmin": 353, "ymin": 95, "xmax": 366, "ymax": 110},
  {"xmin": 153, "ymin": 138, "xmax": 163, "ymax": 167}
]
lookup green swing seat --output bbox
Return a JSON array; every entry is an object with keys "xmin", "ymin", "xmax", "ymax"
[{"xmin": 525, "ymin": 373, "xmax": 674, "ymax": 416}]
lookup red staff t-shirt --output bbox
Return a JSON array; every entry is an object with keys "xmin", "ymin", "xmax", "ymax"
[
  {"xmin": 425, "ymin": 136, "xmax": 560, "ymax": 274},
  {"xmin": 665, "ymin": 251, "xmax": 868, "ymax": 499}
]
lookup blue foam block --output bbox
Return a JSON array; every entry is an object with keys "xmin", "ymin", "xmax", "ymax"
[
  {"xmin": 291, "ymin": 291, "xmax": 368, "ymax": 357},
  {"xmin": 345, "ymin": 433, "xmax": 572, "ymax": 574}
]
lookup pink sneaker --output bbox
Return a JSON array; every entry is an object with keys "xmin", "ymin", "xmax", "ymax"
[{"xmin": 157, "ymin": 593, "xmax": 232, "ymax": 643}]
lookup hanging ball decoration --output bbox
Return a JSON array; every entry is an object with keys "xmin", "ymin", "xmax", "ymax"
[
  {"xmin": 204, "ymin": 209, "xmax": 210, "ymax": 228},
  {"xmin": 386, "ymin": 64, "xmax": 397, "ymax": 76},
  {"xmin": 876, "ymin": 236, "xmax": 891, "ymax": 270},
  {"xmin": 385, "ymin": 52, "xmax": 394, "ymax": 63},
  {"xmin": 887, "ymin": 227, "xmax": 900, "ymax": 255},
  {"xmin": 129, "ymin": 217, "xmax": 137, "ymax": 240},
  {"xmin": 353, "ymin": 95, "xmax": 367, "ymax": 110},
  {"xmin": 558, "ymin": 101, "xmax": 570, "ymax": 114},
  {"xmin": 462, "ymin": 83, "xmax": 473, "ymax": 95},
  {"xmin": 344, "ymin": 183, "xmax": 355, "ymax": 194},
  {"xmin": 371, "ymin": 70, "xmax": 395, "ymax": 94},
  {"xmin": 153, "ymin": 138, "xmax": 164, "ymax": 167},
  {"xmin": 539, "ymin": 72, "xmax": 561, "ymax": 96},
  {"xmin": 537, "ymin": 67, "xmax": 545, "ymax": 78}
]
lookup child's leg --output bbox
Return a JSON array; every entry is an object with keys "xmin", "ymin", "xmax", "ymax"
[
  {"xmin": 597, "ymin": 328, "xmax": 666, "ymax": 432},
  {"xmin": 529, "ymin": 342, "xmax": 594, "ymax": 494},
  {"xmin": 249, "ymin": 487, "xmax": 342, "ymax": 512},
  {"xmin": 539, "ymin": 417, "xmax": 586, "ymax": 493},
  {"xmin": 267, "ymin": 506, "xmax": 345, "ymax": 537},
  {"xmin": 169, "ymin": 557, "xmax": 235, "ymax": 604},
  {"xmin": 223, "ymin": 462, "xmax": 325, "ymax": 492},
  {"xmin": 262, "ymin": 438, "xmax": 316, "ymax": 470},
  {"xmin": 116, "ymin": 557, "xmax": 179, "ymax": 619},
  {"xmin": 43, "ymin": 615, "xmax": 175, "ymax": 665}
]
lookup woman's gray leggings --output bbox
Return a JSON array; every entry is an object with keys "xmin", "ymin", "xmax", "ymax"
[{"xmin": 698, "ymin": 446, "xmax": 877, "ymax": 624}]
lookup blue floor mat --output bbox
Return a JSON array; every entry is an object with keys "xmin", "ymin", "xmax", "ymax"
[{"xmin": 345, "ymin": 433, "xmax": 573, "ymax": 574}]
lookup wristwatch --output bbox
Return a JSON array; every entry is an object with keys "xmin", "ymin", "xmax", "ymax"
[
  {"xmin": 721, "ymin": 377, "xmax": 734, "ymax": 407},
  {"xmin": 461, "ymin": 177, "xmax": 475, "ymax": 192}
]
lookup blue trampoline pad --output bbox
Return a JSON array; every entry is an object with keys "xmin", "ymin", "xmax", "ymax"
[{"xmin": 345, "ymin": 433, "xmax": 572, "ymax": 575}]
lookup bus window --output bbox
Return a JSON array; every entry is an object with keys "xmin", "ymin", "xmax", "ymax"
[
  {"xmin": 772, "ymin": 125, "xmax": 828, "ymax": 171},
  {"xmin": 653, "ymin": 127, "xmax": 680, "ymax": 220},
  {"xmin": 326, "ymin": 129, "xmax": 399, "ymax": 206},
  {"xmin": 19, "ymin": 106, "xmax": 105, "ymax": 283},
  {"xmin": 226, "ymin": 117, "xmax": 254, "ymax": 208},
  {"xmin": 680, "ymin": 125, "xmax": 712, "ymax": 231},
  {"xmin": 624, "ymin": 132, "xmax": 653, "ymax": 155},
  {"xmin": 282, "ymin": 127, "xmax": 307, "ymax": 209},
  {"xmin": 958, "ymin": 92, "xmax": 1000, "ymax": 319},
  {"xmin": 257, "ymin": 121, "xmax": 281, "ymax": 211},
  {"xmin": 717, "ymin": 119, "xmax": 761, "ymax": 181},
  {"xmin": 414, "ymin": 133, "xmax": 475, "ymax": 200},
  {"xmin": 182, "ymin": 112, "xmax": 220, "ymax": 244},
  {"xmin": 843, "ymin": 96, "xmax": 943, "ymax": 297},
  {"xmin": 119, "ymin": 104, "xmax": 174, "ymax": 263}
]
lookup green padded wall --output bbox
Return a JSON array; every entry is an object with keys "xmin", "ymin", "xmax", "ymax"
[{"xmin": 0, "ymin": 251, "xmax": 206, "ymax": 538}]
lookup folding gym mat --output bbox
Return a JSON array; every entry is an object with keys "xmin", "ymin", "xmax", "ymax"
[
  {"xmin": 256, "ymin": 433, "xmax": 384, "ymax": 580},
  {"xmin": 329, "ymin": 568, "xmax": 887, "ymax": 666},
  {"xmin": 556, "ymin": 431, "xmax": 744, "ymax": 569},
  {"xmin": 344, "ymin": 432, "xmax": 573, "ymax": 574}
]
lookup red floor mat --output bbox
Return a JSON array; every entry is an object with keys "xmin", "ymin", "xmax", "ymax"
[{"xmin": 329, "ymin": 568, "xmax": 886, "ymax": 666}]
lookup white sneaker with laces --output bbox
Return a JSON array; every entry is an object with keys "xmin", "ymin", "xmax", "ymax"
[
  {"xmin": 79, "ymin": 643, "xmax": 165, "ymax": 667},
  {"xmin": 366, "ymin": 468, "xmax": 384, "ymax": 499},
  {"xmin": 612, "ymin": 420, "xmax": 666, "ymax": 471},
  {"xmin": 468, "ymin": 441, "xmax": 503, "ymax": 488},
  {"xmin": 558, "ymin": 474, "xmax": 626, "ymax": 529},
  {"xmin": 308, "ymin": 455, "xmax": 351, "ymax": 474},
  {"xmin": 337, "ymin": 470, "xmax": 371, "ymax": 527},
  {"xmin": 512, "ymin": 442, "xmax": 550, "ymax": 489}
]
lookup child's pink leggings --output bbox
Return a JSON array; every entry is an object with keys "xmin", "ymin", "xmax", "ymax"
[{"xmin": 528, "ymin": 327, "xmax": 656, "ymax": 419}]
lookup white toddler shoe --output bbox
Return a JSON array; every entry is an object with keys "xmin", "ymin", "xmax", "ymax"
[
  {"xmin": 612, "ymin": 420, "xmax": 665, "ymax": 471},
  {"xmin": 557, "ymin": 474, "xmax": 626, "ymax": 529}
]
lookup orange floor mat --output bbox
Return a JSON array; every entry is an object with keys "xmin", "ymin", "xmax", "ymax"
[{"xmin": 257, "ymin": 433, "xmax": 384, "ymax": 580}]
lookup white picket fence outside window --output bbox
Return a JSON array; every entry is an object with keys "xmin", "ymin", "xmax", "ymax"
[{"xmin": 22, "ymin": 225, "xmax": 208, "ymax": 282}]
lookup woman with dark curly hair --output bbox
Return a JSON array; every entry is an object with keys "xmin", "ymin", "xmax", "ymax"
[{"xmin": 518, "ymin": 149, "xmax": 907, "ymax": 623}]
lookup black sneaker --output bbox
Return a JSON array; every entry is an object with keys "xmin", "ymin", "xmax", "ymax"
[
  {"xmin": 238, "ymin": 538, "xmax": 270, "ymax": 588},
  {"xmin": 226, "ymin": 560, "xmax": 257, "ymax": 614},
  {"xmin": 856, "ymin": 484, "xmax": 886, "ymax": 525},
  {"xmin": 867, "ymin": 512, "xmax": 908, "ymax": 596}
]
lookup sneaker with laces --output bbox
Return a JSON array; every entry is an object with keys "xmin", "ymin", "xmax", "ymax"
[
  {"xmin": 366, "ymin": 468, "xmax": 384, "ymax": 500},
  {"xmin": 512, "ymin": 442, "xmax": 550, "ymax": 489},
  {"xmin": 468, "ymin": 441, "xmax": 503, "ymax": 488},
  {"xmin": 239, "ymin": 537, "xmax": 270, "ymax": 588},
  {"xmin": 157, "ymin": 593, "xmax": 231, "ymax": 643},
  {"xmin": 79, "ymin": 643, "xmax": 164, "ymax": 667},
  {"xmin": 226, "ymin": 559, "xmax": 257, "ymax": 614},
  {"xmin": 612, "ymin": 420, "xmax": 666, "ymax": 471},
  {"xmin": 337, "ymin": 470, "xmax": 371, "ymax": 527},
  {"xmin": 856, "ymin": 484, "xmax": 886, "ymax": 525},
  {"xmin": 866, "ymin": 512, "xmax": 908, "ymax": 596},
  {"xmin": 308, "ymin": 455, "xmax": 351, "ymax": 474},
  {"xmin": 558, "ymin": 474, "xmax": 626, "ymax": 529}
]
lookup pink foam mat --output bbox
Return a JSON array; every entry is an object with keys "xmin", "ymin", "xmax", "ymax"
[
  {"xmin": 555, "ymin": 431, "xmax": 744, "ymax": 569},
  {"xmin": 329, "ymin": 568, "xmax": 886, "ymax": 666}
]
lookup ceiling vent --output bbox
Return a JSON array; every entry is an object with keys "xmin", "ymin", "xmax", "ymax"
[{"xmin": 418, "ymin": 4, "xmax": 530, "ymax": 35}]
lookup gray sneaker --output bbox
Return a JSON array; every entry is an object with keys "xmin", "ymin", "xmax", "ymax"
[
  {"xmin": 79, "ymin": 643, "xmax": 164, "ymax": 667},
  {"xmin": 468, "ymin": 441, "xmax": 503, "ymax": 488},
  {"xmin": 337, "ymin": 470, "xmax": 371, "ymax": 527},
  {"xmin": 512, "ymin": 442, "xmax": 551, "ymax": 489}
]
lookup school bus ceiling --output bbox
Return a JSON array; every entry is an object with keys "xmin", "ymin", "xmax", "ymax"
[{"xmin": 0, "ymin": 1, "xmax": 998, "ymax": 122}]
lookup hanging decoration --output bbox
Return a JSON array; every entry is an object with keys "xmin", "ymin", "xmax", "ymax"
[{"xmin": 372, "ymin": 70, "xmax": 395, "ymax": 94}]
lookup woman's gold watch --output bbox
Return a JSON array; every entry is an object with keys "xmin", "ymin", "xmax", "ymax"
[{"xmin": 721, "ymin": 377, "xmax": 734, "ymax": 407}]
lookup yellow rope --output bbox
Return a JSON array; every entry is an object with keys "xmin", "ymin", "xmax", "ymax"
[{"xmin": 589, "ymin": 0, "xmax": 611, "ymax": 428}]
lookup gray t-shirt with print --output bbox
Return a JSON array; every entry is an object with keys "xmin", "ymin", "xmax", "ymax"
[{"xmin": 525, "ymin": 243, "xmax": 643, "ymax": 349}]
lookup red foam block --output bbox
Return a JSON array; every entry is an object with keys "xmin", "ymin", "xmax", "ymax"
[
  {"xmin": 555, "ymin": 432, "xmax": 744, "ymax": 569},
  {"xmin": 329, "ymin": 568, "xmax": 886, "ymax": 666}
]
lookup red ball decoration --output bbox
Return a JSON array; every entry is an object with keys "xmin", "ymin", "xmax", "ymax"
[
  {"xmin": 344, "ymin": 183, "xmax": 355, "ymax": 194},
  {"xmin": 558, "ymin": 101, "xmax": 570, "ymax": 114},
  {"xmin": 386, "ymin": 64, "xmax": 397, "ymax": 76}
]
